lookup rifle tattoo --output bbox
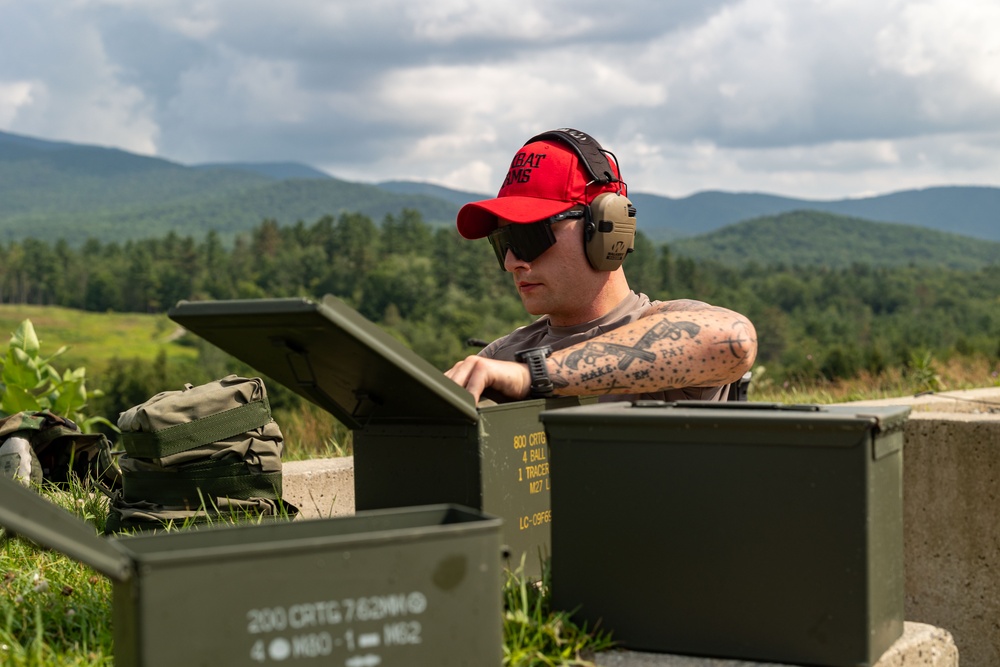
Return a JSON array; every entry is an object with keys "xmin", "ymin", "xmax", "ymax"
[
  {"xmin": 563, "ymin": 342, "xmax": 657, "ymax": 371},
  {"xmin": 616, "ymin": 319, "xmax": 702, "ymax": 369}
]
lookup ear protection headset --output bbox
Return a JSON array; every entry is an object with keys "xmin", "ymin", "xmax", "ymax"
[{"xmin": 524, "ymin": 128, "xmax": 638, "ymax": 271}]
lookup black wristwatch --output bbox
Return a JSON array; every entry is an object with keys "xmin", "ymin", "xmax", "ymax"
[{"xmin": 516, "ymin": 346, "xmax": 555, "ymax": 398}]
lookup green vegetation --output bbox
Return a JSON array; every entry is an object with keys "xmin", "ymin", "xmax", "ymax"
[
  {"xmin": 0, "ymin": 143, "xmax": 459, "ymax": 245},
  {"xmin": 0, "ymin": 208, "xmax": 997, "ymax": 454},
  {"xmin": 0, "ymin": 320, "xmax": 114, "ymax": 433},
  {"xmin": 0, "ymin": 212, "xmax": 521, "ymax": 370},
  {"xmin": 670, "ymin": 210, "xmax": 1000, "ymax": 270},
  {"xmin": 0, "ymin": 482, "xmax": 114, "ymax": 667},
  {"xmin": 0, "ymin": 179, "xmax": 461, "ymax": 246},
  {"xmin": 0, "ymin": 305, "xmax": 347, "ymax": 459},
  {"xmin": 0, "ymin": 201, "xmax": 996, "ymax": 665},
  {"xmin": 0, "ymin": 307, "xmax": 194, "ymax": 379},
  {"xmin": 503, "ymin": 557, "xmax": 614, "ymax": 666}
]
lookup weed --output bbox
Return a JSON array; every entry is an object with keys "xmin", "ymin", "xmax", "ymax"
[{"xmin": 502, "ymin": 556, "xmax": 614, "ymax": 667}]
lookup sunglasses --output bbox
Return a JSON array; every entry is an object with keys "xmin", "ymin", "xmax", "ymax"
[{"xmin": 487, "ymin": 209, "xmax": 585, "ymax": 270}]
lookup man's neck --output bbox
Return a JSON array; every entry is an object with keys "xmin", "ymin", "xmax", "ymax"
[{"xmin": 547, "ymin": 272, "xmax": 632, "ymax": 327}]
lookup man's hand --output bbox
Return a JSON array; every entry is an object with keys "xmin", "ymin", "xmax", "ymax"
[{"xmin": 445, "ymin": 355, "xmax": 531, "ymax": 404}]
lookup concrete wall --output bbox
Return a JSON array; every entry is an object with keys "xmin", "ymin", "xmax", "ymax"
[
  {"xmin": 591, "ymin": 622, "xmax": 957, "ymax": 667},
  {"xmin": 282, "ymin": 387, "xmax": 1000, "ymax": 666},
  {"xmin": 282, "ymin": 456, "xmax": 354, "ymax": 519},
  {"xmin": 845, "ymin": 387, "xmax": 1000, "ymax": 667}
]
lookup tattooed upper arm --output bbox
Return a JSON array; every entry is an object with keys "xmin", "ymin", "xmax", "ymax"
[
  {"xmin": 546, "ymin": 299, "xmax": 758, "ymax": 396},
  {"xmin": 645, "ymin": 299, "xmax": 714, "ymax": 314}
]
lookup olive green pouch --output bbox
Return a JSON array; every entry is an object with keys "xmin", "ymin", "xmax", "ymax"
[{"xmin": 107, "ymin": 375, "xmax": 296, "ymax": 533}]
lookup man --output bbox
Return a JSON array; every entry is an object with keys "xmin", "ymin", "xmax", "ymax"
[{"xmin": 445, "ymin": 128, "xmax": 756, "ymax": 404}]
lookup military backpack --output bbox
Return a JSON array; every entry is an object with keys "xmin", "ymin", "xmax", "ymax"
[{"xmin": 107, "ymin": 374, "xmax": 296, "ymax": 532}]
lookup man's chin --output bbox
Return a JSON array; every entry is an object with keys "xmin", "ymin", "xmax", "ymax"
[{"xmin": 518, "ymin": 296, "xmax": 546, "ymax": 316}]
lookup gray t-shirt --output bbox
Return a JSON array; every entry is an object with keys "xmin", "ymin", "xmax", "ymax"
[{"xmin": 479, "ymin": 291, "xmax": 727, "ymax": 402}]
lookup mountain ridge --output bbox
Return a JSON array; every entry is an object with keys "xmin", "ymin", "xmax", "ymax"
[{"xmin": 1, "ymin": 129, "xmax": 998, "ymax": 249}]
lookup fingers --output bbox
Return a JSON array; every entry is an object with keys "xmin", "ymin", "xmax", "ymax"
[
  {"xmin": 445, "ymin": 356, "xmax": 487, "ymax": 403},
  {"xmin": 444, "ymin": 356, "xmax": 531, "ymax": 404}
]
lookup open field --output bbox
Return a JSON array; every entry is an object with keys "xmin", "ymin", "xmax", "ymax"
[
  {"xmin": 750, "ymin": 355, "xmax": 1000, "ymax": 404},
  {"xmin": 0, "ymin": 304, "xmax": 196, "ymax": 375}
]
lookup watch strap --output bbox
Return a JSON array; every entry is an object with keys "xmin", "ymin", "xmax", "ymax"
[{"xmin": 516, "ymin": 346, "xmax": 555, "ymax": 398}]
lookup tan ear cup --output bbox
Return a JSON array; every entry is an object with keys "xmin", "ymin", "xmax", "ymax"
[{"xmin": 585, "ymin": 193, "xmax": 636, "ymax": 271}]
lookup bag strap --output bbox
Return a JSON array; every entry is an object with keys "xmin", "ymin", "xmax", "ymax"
[
  {"xmin": 120, "ymin": 399, "xmax": 272, "ymax": 459},
  {"xmin": 122, "ymin": 461, "xmax": 283, "ymax": 506}
]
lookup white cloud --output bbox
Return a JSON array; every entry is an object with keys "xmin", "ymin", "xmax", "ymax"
[
  {"xmin": 877, "ymin": 0, "xmax": 1000, "ymax": 83},
  {"xmin": 626, "ymin": 130, "xmax": 1000, "ymax": 199},
  {"xmin": 876, "ymin": 0, "xmax": 1000, "ymax": 123},
  {"xmin": 0, "ymin": 3, "xmax": 160, "ymax": 152},
  {"xmin": 0, "ymin": 80, "xmax": 38, "ymax": 126},
  {"xmin": 2, "ymin": 0, "xmax": 999, "ymax": 198}
]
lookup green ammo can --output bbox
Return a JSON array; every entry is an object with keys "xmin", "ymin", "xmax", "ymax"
[
  {"xmin": 170, "ymin": 295, "xmax": 588, "ymax": 578},
  {"xmin": 539, "ymin": 400, "xmax": 910, "ymax": 667},
  {"xmin": 0, "ymin": 476, "xmax": 502, "ymax": 666}
]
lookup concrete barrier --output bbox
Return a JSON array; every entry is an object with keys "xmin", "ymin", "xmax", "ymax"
[
  {"xmin": 844, "ymin": 387, "xmax": 1000, "ymax": 667},
  {"xmin": 281, "ymin": 456, "xmax": 354, "ymax": 519},
  {"xmin": 589, "ymin": 622, "xmax": 957, "ymax": 666}
]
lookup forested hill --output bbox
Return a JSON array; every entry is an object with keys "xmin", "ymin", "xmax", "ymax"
[
  {"xmin": 0, "ymin": 130, "xmax": 460, "ymax": 244},
  {"xmin": 2, "ymin": 128, "xmax": 999, "ymax": 247},
  {"xmin": 629, "ymin": 185, "xmax": 1000, "ymax": 243},
  {"xmin": 668, "ymin": 210, "xmax": 1000, "ymax": 270}
]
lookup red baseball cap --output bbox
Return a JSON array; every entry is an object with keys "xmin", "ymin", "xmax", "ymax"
[{"xmin": 456, "ymin": 135, "xmax": 624, "ymax": 239}]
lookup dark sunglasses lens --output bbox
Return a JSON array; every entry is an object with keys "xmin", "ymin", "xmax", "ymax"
[
  {"xmin": 488, "ymin": 222, "xmax": 555, "ymax": 269},
  {"xmin": 488, "ymin": 229, "xmax": 508, "ymax": 268}
]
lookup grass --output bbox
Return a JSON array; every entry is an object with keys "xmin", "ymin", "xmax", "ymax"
[
  {"xmin": 1, "ymin": 481, "xmax": 114, "ymax": 667},
  {"xmin": 749, "ymin": 353, "xmax": 1000, "ymax": 405},
  {"xmin": 0, "ymin": 546, "xmax": 113, "ymax": 667},
  {"xmin": 273, "ymin": 401, "xmax": 354, "ymax": 461},
  {"xmin": 502, "ymin": 556, "xmax": 614, "ymax": 666},
  {"xmin": 0, "ymin": 305, "xmax": 195, "ymax": 375}
]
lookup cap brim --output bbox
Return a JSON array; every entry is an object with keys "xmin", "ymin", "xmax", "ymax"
[{"xmin": 457, "ymin": 196, "xmax": 575, "ymax": 239}]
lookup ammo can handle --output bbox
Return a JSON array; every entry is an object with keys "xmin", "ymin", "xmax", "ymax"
[{"xmin": 632, "ymin": 400, "xmax": 822, "ymax": 411}]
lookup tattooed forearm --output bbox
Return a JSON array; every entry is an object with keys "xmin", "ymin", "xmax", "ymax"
[
  {"xmin": 546, "ymin": 307, "xmax": 758, "ymax": 397},
  {"xmin": 551, "ymin": 370, "xmax": 570, "ymax": 390},
  {"xmin": 563, "ymin": 342, "xmax": 656, "ymax": 370},
  {"xmin": 580, "ymin": 364, "xmax": 616, "ymax": 382},
  {"xmin": 599, "ymin": 382, "xmax": 633, "ymax": 395}
]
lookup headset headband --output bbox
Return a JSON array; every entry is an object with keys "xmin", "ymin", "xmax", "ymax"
[{"xmin": 524, "ymin": 128, "xmax": 620, "ymax": 186}]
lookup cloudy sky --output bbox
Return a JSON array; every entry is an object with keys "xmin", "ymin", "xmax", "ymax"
[{"xmin": 2, "ymin": 0, "xmax": 999, "ymax": 199}]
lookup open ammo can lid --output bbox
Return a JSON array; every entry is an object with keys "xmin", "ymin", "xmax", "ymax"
[
  {"xmin": 0, "ymin": 476, "xmax": 132, "ymax": 582},
  {"xmin": 168, "ymin": 295, "xmax": 479, "ymax": 430}
]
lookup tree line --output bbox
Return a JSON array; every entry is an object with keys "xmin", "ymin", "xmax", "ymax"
[{"xmin": 2, "ymin": 210, "xmax": 998, "ymax": 385}]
